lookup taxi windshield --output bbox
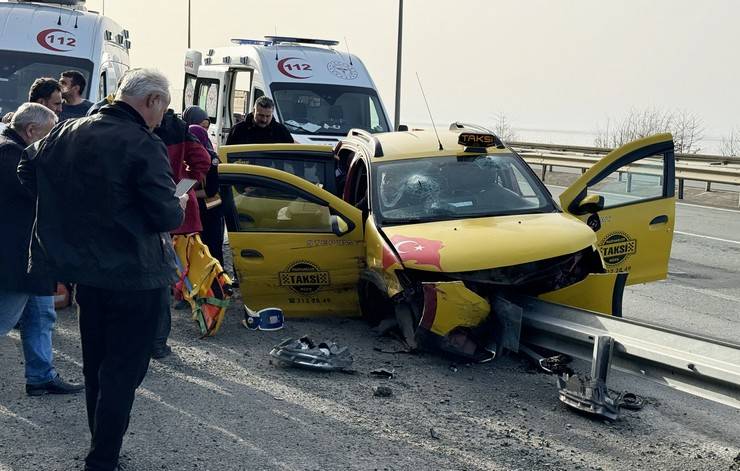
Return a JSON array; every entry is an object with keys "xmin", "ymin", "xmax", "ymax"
[
  {"xmin": 372, "ymin": 154, "xmax": 556, "ymax": 225},
  {"xmin": 271, "ymin": 83, "xmax": 389, "ymax": 136}
]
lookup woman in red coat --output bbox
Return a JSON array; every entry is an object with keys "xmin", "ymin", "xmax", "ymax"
[
  {"xmin": 156, "ymin": 109, "xmax": 211, "ymax": 234},
  {"xmin": 152, "ymin": 109, "xmax": 210, "ymax": 358}
]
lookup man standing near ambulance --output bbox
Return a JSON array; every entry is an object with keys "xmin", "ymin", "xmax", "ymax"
[
  {"xmin": 59, "ymin": 70, "xmax": 94, "ymax": 120},
  {"xmin": 226, "ymin": 96, "xmax": 294, "ymax": 144},
  {"xmin": 18, "ymin": 69, "xmax": 186, "ymax": 471}
]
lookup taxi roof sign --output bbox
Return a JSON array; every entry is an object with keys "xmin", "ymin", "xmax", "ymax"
[{"xmin": 458, "ymin": 132, "xmax": 503, "ymax": 149}]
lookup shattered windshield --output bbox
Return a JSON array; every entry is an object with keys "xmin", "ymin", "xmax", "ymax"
[
  {"xmin": 372, "ymin": 154, "xmax": 556, "ymax": 225},
  {"xmin": 0, "ymin": 50, "xmax": 93, "ymax": 116},
  {"xmin": 271, "ymin": 83, "xmax": 389, "ymax": 136}
]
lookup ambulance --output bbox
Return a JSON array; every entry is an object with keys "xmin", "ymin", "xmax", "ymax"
[
  {"xmin": 183, "ymin": 36, "xmax": 392, "ymax": 147},
  {"xmin": 0, "ymin": 0, "xmax": 131, "ymax": 117}
]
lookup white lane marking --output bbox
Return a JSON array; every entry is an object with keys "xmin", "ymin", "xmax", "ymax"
[
  {"xmin": 674, "ymin": 231, "xmax": 740, "ymax": 245},
  {"xmin": 0, "ymin": 404, "xmax": 40, "ymax": 430},
  {"xmin": 679, "ymin": 286, "xmax": 740, "ymax": 304},
  {"xmin": 676, "ymin": 201, "xmax": 740, "ymax": 213},
  {"xmin": 546, "ymin": 184, "xmax": 740, "ymax": 213}
]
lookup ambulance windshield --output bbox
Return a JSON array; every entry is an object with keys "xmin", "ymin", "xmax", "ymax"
[
  {"xmin": 271, "ymin": 83, "xmax": 390, "ymax": 136},
  {"xmin": 0, "ymin": 50, "xmax": 93, "ymax": 115}
]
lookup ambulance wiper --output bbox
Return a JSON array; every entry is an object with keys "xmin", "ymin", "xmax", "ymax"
[{"xmin": 284, "ymin": 120, "xmax": 322, "ymax": 134}]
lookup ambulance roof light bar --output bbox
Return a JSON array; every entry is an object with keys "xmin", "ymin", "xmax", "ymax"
[
  {"xmin": 231, "ymin": 38, "xmax": 272, "ymax": 46},
  {"xmin": 264, "ymin": 36, "xmax": 339, "ymax": 47}
]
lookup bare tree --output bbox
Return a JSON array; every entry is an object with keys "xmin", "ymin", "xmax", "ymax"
[
  {"xmin": 719, "ymin": 129, "xmax": 740, "ymax": 157},
  {"xmin": 490, "ymin": 113, "xmax": 517, "ymax": 142},
  {"xmin": 594, "ymin": 108, "xmax": 703, "ymax": 153}
]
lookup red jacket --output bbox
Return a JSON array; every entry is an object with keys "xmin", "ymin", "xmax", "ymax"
[{"xmin": 155, "ymin": 110, "xmax": 211, "ymax": 234}]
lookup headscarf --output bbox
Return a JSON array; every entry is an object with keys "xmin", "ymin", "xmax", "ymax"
[
  {"xmin": 183, "ymin": 105, "xmax": 209, "ymax": 126},
  {"xmin": 189, "ymin": 124, "xmax": 214, "ymax": 152}
]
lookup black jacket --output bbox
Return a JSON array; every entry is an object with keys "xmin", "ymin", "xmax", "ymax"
[
  {"xmin": 17, "ymin": 102, "xmax": 184, "ymax": 291},
  {"xmin": 226, "ymin": 112, "xmax": 294, "ymax": 145},
  {"xmin": 0, "ymin": 127, "xmax": 54, "ymax": 294}
]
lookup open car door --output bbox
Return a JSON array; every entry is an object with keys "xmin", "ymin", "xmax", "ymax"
[
  {"xmin": 221, "ymin": 143, "xmax": 339, "ymax": 196},
  {"xmin": 560, "ymin": 133, "xmax": 676, "ymax": 285},
  {"xmin": 539, "ymin": 134, "xmax": 675, "ymax": 316},
  {"xmin": 219, "ymin": 163, "xmax": 364, "ymax": 317}
]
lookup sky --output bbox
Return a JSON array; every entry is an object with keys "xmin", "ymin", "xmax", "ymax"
[{"xmin": 84, "ymin": 0, "xmax": 740, "ymax": 151}]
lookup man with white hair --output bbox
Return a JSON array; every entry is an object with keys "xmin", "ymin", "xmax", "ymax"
[
  {"xmin": 18, "ymin": 69, "xmax": 187, "ymax": 471},
  {"xmin": 0, "ymin": 103, "xmax": 84, "ymax": 396}
]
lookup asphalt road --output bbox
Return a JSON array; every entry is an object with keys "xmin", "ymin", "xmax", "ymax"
[{"xmin": 0, "ymin": 187, "xmax": 737, "ymax": 471}]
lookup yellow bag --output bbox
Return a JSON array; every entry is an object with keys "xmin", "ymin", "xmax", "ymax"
[{"xmin": 173, "ymin": 234, "xmax": 233, "ymax": 337}]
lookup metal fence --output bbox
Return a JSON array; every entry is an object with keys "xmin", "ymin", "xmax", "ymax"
[{"xmin": 511, "ymin": 141, "xmax": 740, "ymax": 206}]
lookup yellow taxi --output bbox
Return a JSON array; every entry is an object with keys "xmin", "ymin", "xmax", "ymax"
[{"xmin": 218, "ymin": 124, "xmax": 675, "ymax": 360}]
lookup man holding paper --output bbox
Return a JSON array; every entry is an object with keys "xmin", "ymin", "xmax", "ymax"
[{"xmin": 18, "ymin": 69, "xmax": 187, "ymax": 471}]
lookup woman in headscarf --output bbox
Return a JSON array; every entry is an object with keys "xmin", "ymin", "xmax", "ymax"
[{"xmin": 184, "ymin": 106, "xmax": 225, "ymax": 265}]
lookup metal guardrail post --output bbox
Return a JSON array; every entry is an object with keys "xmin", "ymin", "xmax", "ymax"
[
  {"xmin": 705, "ymin": 181, "xmax": 712, "ymax": 192},
  {"xmin": 678, "ymin": 178, "xmax": 685, "ymax": 199},
  {"xmin": 626, "ymin": 173, "xmax": 633, "ymax": 193}
]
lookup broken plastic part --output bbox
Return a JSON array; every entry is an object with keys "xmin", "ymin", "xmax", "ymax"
[{"xmin": 270, "ymin": 337, "xmax": 353, "ymax": 371}]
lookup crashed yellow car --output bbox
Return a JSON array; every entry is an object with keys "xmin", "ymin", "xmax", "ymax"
[{"xmin": 218, "ymin": 124, "xmax": 675, "ymax": 360}]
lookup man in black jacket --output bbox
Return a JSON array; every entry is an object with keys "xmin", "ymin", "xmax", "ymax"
[
  {"xmin": 225, "ymin": 95, "xmax": 294, "ymax": 145},
  {"xmin": 18, "ymin": 69, "xmax": 186, "ymax": 471},
  {"xmin": 0, "ymin": 103, "xmax": 83, "ymax": 396}
]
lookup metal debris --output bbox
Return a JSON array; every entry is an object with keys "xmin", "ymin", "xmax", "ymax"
[
  {"xmin": 269, "ymin": 336, "xmax": 353, "ymax": 372},
  {"xmin": 370, "ymin": 368, "xmax": 395, "ymax": 379}
]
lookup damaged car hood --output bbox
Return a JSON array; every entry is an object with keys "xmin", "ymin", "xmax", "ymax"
[{"xmin": 380, "ymin": 213, "xmax": 596, "ymax": 273}]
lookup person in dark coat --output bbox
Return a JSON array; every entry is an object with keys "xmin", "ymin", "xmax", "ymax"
[
  {"xmin": 18, "ymin": 69, "xmax": 186, "ymax": 471},
  {"xmin": 0, "ymin": 103, "xmax": 83, "ymax": 396},
  {"xmin": 225, "ymin": 96, "xmax": 294, "ymax": 145}
]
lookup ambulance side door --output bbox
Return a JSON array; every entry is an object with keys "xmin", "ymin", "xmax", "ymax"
[{"xmin": 193, "ymin": 65, "xmax": 229, "ymax": 147}]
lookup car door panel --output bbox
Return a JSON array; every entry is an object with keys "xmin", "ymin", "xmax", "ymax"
[
  {"xmin": 559, "ymin": 133, "xmax": 675, "ymax": 285},
  {"xmin": 220, "ymin": 163, "xmax": 364, "ymax": 317}
]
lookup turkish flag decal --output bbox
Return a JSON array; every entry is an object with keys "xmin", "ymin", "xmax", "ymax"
[{"xmin": 389, "ymin": 235, "xmax": 445, "ymax": 271}]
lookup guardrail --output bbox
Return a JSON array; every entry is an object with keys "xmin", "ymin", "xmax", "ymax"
[
  {"xmin": 512, "ymin": 295, "xmax": 740, "ymax": 411},
  {"xmin": 511, "ymin": 141, "xmax": 740, "ymax": 206}
]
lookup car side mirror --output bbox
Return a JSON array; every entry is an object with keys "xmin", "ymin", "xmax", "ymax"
[
  {"xmin": 397, "ymin": 124, "xmax": 409, "ymax": 131},
  {"xmin": 329, "ymin": 214, "xmax": 349, "ymax": 237},
  {"xmin": 330, "ymin": 214, "xmax": 350, "ymax": 236},
  {"xmin": 577, "ymin": 194, "xmax": 605, "ymax": 214}
]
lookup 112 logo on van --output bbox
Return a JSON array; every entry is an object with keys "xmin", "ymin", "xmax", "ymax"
[
  {"xmin": 37, "ymin": 29, "xmax": 77, "ymax": 52},
  {"xmin": 277, "ymin": 57, "xmax": 313, "ymax": 79}
]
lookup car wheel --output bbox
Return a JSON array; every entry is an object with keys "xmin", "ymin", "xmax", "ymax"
[{"xmin": 358, "ymin": 280, "xmax": 392, "ymax": 326}]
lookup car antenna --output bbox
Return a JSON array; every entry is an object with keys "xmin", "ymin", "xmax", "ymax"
[
  {"xmin": 416, "ymin": 72, "xmax": 443, "ymax": 151},
  {"xmin": 57, "ymin": 4, "xmax": 62, "ymax": 25},
  {"xmin": 274, "ymin": 26, "xmax": 279, "ymax": 60},
  {"xmin": 343, "ymin": 37, "xmax": 353, "ymax": 65},
  {"xmin": 73, "ymin": 7, "xmax": 79, "ymax": 28}
]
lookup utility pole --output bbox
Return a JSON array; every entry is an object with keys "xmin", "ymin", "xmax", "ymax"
[
  {"xmin": 393, "ymin": 0, "xmax": 403, "ymax": 131},
  {"xmin": 102, "ymin": 0, "xmax": 105, "ymax": 15},
  {"xmin": 187, "ymin": 0, "xmax": 191, "ymax": 48}
]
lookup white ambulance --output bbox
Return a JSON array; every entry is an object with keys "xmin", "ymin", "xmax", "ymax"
[
  {"xmin": 183, "ymin": 36, "xmax": 391, "ymax": 146},
  {"xmin": 0, "ymin": 0, "xmax": 130, "ymax": 117}
]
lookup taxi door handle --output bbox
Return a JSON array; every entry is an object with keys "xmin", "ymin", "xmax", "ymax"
[
  {"xmin": 240, "ymin": 249, "xmax": 263, "ymax": 259},
  {"xmin": 649, "ymin": 215, "xmax": 669, "ymax": 225}
]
